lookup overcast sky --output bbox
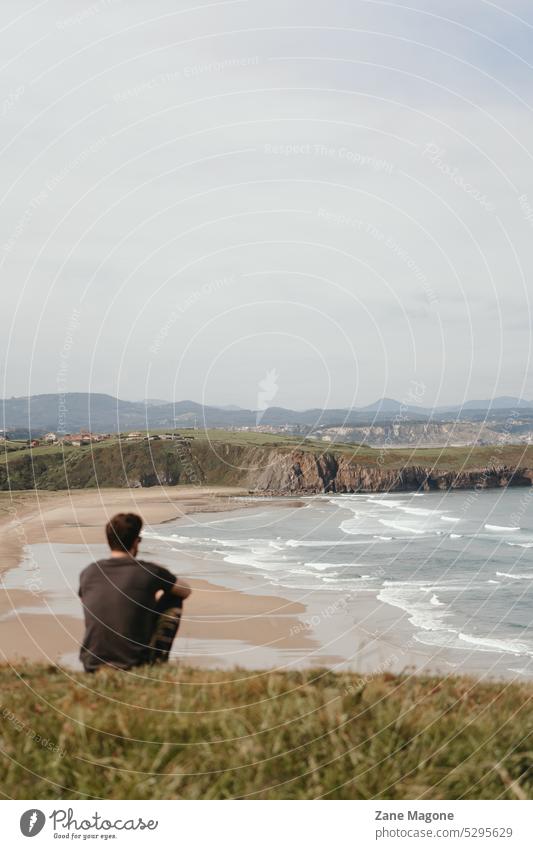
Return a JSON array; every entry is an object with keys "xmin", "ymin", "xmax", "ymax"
[{"xmin": 1, "ymin": 0, "xmax": 533, "ymax": 409}]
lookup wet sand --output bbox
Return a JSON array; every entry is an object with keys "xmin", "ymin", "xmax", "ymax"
[
  {"xmin": 0, "ymin": 486, "xmax": 249, "ymax": 568},
  {"xmin": 0, "ymin": 488, "xmax": 317, "ymax": 668}
]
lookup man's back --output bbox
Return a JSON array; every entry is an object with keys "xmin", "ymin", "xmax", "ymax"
[{"xmin": 79, "ymin": 557, "xmax": 176, "ymax": 671}]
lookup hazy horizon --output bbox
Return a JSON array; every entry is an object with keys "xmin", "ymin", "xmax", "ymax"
[{"xmin": 2, "ymin": 388, "xmax": 533, "ymax": 412}]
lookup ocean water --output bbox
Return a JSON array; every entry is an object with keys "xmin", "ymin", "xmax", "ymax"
[{"xmin": 144, "ymin": 488, "xmax": 533, "ymax": 667}]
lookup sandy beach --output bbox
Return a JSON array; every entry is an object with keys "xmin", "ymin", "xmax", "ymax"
[
  {"xmin": 0, "ymin": 487, "xmax": 315, "ymax": 668},
  {"xmin": 0, "ymin": 487, "xmax": 401, "ymax": 673},
  {"xmin": 1, "ymin": 487, "xmax": 529, "ymax": 680}
]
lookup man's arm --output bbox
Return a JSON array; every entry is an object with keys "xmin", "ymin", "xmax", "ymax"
[
  {"xmin": 170, "ymin": 577, "xmax": 192, "ymax": 599},
  {"xmin": 154, "ymin": 564, "xmax": 192, "ymax": 601}
]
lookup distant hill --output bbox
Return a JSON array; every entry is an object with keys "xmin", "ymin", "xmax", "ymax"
[
  {"xmin": 452, "ymin": 396, "xmax": 533, "ymax": 411},
  {"xmin": 358, "ymin": 397, "xmax": 416, "ymax": 413},
  {"xmin": 2, "ymin": 392, "xmax": 533, "ymax": 435},
  {"xmin": 141, "ymin": 398, "xmax": 173, "ymax": 407}
]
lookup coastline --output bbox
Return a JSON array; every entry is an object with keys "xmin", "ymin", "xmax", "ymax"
[
  {"xmin": 0, "ymin": 487, "xmax": 315, "ymax": 669},
  {"xmin": 0, "ymin": 486, "xmax": 252, "ymax": 569},
  {"xmin": 0, "ymin": 487, "xmax": 531, "ymax": 681}
]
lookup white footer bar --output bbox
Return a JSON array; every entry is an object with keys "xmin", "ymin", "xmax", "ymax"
[{"xmin": 3, "ymin": 799, "xmax": 531, "ymax": 848}]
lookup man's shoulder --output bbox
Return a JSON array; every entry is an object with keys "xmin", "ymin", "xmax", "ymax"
[
  {"xmin": 80, "ymin": 559, "xmax": 109, "ymax": 582},
  {"xmin": 80, "ymin": 558, "xmax": 129, "ymax": 580},
  {"xmin": 82, "ymin": 558, "xmax": 113, "ymax": 572},
  {"xmin": 137, "ymin": 559, "xmax": 176, "ymax": 578},
  {"xmin": 80, "ymin": 558, "xmax": 176, "ymax": 583},
  {"xmin": 84, "ymin": 557, "xmax": 160, "ymax": 568}
]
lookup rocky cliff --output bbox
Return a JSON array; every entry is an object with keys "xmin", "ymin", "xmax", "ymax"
[
  {"xmin": 243, "ymin": 448, "xmax": 533, "ymax": 494},
  {"xmin": 1, "ymin": 439, "xmax": 533, "ymax": 493}
]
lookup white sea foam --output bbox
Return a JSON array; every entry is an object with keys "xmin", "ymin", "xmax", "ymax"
[
  {"xmin": 496, "ymin": 571, "xmax": 533, "ymax": 580},
  {"xmin": 379, "ymin": 520, "xmax": 426, "ymax": 535},
  {"xmin": 322, "ymin": 577, "xmax": 375, "ymax": 587},
  {"xmin": 288, "ymin": 537, "xmax": 369, "ymax": 547},
  {"xmin": 383, "ymin": 580, "xmax": 429, "ymax": 587},
  {"xmin": 415, "ymin": 630, "xmax": 533, "ymax": 657},
  {"xmin": 144, "ymin": 490, "xmax": 533, "ymax": 668},
  {"xmin": 209, "ymin": 537, "xmax": 251, "ymax": 548},
  {"xmin": 398, "ymin": 506, "xmax": 440, "ymax": 517},
  {"xmin": 457, "ymin": 632, "xmax": 533, "ymax": 656},
  {"xmin": 221, "ymin": 551, "xmax": 282, "ymax": 571},
  {"xmin": 205, "ymin": 511, "xmax": 274, "ymax": 524},
  {"xmin": 368, "ymin": 499, "xmax": 409, "ymax": 508},
  {"xmin": 143, "ymin": 531, "xmax": 191, "ymax": 543},
  {"xmin": 287, "ymin": 567, "xmax": 332, "ymax": 578},
  {"xmin": 329, "ymin": 494, "xmax": 371, "ymax": 501},
  {"xmin": 378, "ymin": 585, "xmax": 450, "ymax": 631}
]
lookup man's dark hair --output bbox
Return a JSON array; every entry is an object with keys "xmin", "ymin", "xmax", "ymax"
[{"xmin": 106, "ymin": 513, "xmax": 143, "ymax": 552}]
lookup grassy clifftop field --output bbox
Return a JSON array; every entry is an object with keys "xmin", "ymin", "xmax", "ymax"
[
  {"xmin": 1, "ymin": 664, "xmax": 532, "ymax": 799},
  {"xmin": 1, "ymin": 431, "xmax": 533, "ymax": 492}
]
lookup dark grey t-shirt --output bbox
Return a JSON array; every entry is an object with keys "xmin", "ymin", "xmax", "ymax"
[{"xmin": 78, "ymin": 557, "xmax": 176, "ymax": 671}]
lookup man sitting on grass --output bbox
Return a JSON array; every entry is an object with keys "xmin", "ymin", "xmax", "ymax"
[{"xmin": 78, "ymin": 512, "xmax": 191, "ymax": 672}]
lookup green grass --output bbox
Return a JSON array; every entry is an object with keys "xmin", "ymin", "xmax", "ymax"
[
  {"xmin": 1, "ymin": 664, "xmax": 532, "ymax": 799},
  {"xmin": 1, "ymin": 440, "xmax": 28, "ymax": 452},
  {"xmin": 186, "ymin": 432, "xmax": 533, "ymax": 474},
  {"xmin": 3, "ymin": 429, "xmax": 533, "ymax": 470},
  {"xmin": 196, "ymin": 428, "xmax": 365, "ymax": 453},
  {"xmin": 0, "ymin": 438, "xmax": 120, "ymax": 464},
  {"xmin": 1, "ymin": 444, "xmax": 76, "ymax": 462},
  {"xmin": 117, "ymin": 428, "xmax": 364, "ymax": 454}
]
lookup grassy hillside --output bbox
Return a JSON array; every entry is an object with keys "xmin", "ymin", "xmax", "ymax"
[
  {"xmin": 1, "ymin": 432, "xmax": 533, "ymax": 491},
  {"xmin": 1, "ymin": 664, "xmax": 532, "ymax": 799}
]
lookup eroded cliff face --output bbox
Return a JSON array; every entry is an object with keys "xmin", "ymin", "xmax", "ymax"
[
  {"xmin": 2, "ymin": 440, "xmax": 532, "ymax": 492},
  {"xmin": 242, "ymin": 449, "xmax": 533, "ymax": 494}
]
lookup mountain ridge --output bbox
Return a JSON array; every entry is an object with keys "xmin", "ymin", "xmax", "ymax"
[{"xmin": 2, "ymin": 392, "xmax": 532, "ymax": 434}]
